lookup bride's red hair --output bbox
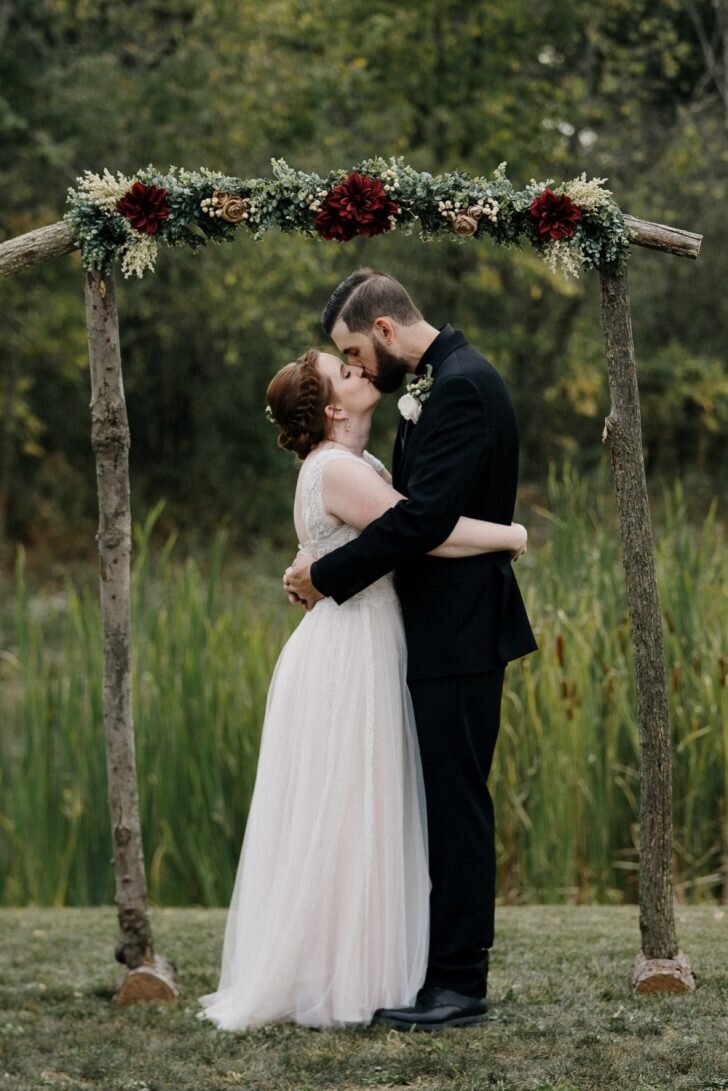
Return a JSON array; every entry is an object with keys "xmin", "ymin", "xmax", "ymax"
[{"xmin": 266, "ymin": 350, "xmax": 333, "ymax": 460}]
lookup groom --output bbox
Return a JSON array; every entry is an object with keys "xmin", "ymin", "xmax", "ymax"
[{"xmin": 285, "ymin": 268, "xmax": 537, "ymax": 1030}]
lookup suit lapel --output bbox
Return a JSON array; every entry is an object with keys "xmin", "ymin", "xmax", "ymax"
[
  {"xmin": 392, "ymin": 416, "xmax": 408, "ymax": 490},
  {"xmin": 392, "ymin": 325, "xmax": 469, "ymax": 490}
]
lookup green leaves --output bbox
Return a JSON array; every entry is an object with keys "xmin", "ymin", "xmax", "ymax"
[
  {"xmin": 0, "ymin": 0, "xmax": 724, "ymax": 547},
  {"xmin": 65, "ymin": 159, "xmax": 629, "ymax": 278}
]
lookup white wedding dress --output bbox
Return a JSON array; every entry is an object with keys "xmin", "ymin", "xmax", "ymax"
[{"xmin": 197, "ymin": 446, "xmax": 429, "ymax": 1030}]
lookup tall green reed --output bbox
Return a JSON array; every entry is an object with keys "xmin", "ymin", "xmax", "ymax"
[
  {"xmin": 492, "ymin": 463, "xmax": 727, "ymax": 904},
  {"xmin": 0, "ymin": 468, "xmax": 725, "ymax": 906},
  {"xmin": 0, "ymin": 502, "xmax": 297, "ymax": 906}
]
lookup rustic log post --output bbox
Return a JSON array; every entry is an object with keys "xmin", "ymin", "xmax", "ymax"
[
  {"xmin": 599, "ymin": 264, "xmax": 695, "ymax": 994},
  {"xmin": 84, "ymin": 267, "xmax": 177, "ymax": 1005}
]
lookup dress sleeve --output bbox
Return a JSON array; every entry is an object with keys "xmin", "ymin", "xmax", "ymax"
[{"xmin": 361, "ymin": 450, "xmax": 387, "ymax": 477}]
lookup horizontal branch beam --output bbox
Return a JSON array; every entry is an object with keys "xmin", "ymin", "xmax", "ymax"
[
  {"xmin": 0, "ymin": 220, "xmax": 77, "ymax": 277},
  {"xmin": 0, "ymin": 212, "xmax": 704, "ymax": 278},
  {"xmin": 623, "ymin": 215, "xmax": 702, "ymax": 260}
]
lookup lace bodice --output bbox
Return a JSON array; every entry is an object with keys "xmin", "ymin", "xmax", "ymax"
[{"xmin": 295, "ymin": 446, "xmax": 397, "ymax": 607}]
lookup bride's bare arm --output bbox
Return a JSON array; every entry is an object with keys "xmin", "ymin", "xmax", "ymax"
[
  {"xmin": 322, "ymin": 459, "xmax": 526, "ymax": 559},
  {"xmin": 433, "ymin": 517, "xmax": 527, "ymax": 559}
]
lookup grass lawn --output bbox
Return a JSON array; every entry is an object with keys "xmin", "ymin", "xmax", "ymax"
[{"xmin": 1, "ymin": 906, "xmax": 727, "ymax": 1091}]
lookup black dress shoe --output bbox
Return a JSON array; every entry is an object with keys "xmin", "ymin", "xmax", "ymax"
[{"xmin": 372, "ymin": 985, "xmax": 488, "ymax": 1032}]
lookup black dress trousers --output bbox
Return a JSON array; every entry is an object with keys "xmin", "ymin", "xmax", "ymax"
[{"xmin": 407, "ymin": 668, "xmax": 505, "ymax": 999}]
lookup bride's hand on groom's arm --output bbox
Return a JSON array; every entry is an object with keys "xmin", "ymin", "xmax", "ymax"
[{"xmin": 283, "ymin": 554, "xmax": 325, "ymax": 610}]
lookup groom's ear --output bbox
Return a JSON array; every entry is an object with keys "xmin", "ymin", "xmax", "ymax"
[{"xmin": 372, "ymin": 317, "xmax": 395, "ymax": 345}]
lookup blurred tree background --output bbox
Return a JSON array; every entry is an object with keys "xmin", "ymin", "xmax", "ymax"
[{"xmin": 0, "ymin": 0, "xmax": 726, "ymax": 557}]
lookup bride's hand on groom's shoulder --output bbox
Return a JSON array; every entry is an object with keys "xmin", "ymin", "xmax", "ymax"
[{"xmin": 283, "ymin": 554, "xmax": 325, "ymax": 610}]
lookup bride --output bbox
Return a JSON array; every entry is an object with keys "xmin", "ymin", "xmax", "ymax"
[{"xmin": 197, "ymin": 348, "xmax": 527, "ymax": 1031}]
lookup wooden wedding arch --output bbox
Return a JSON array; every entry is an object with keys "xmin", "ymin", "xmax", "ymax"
[{"xmin": 0, "ymin": 180, "xmax": 703, "ymax": 1003}]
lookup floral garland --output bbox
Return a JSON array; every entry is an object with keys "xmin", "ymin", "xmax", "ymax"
[{"xmin": 64, "ymin": 157, "xmax": 631, "ymax": 281}]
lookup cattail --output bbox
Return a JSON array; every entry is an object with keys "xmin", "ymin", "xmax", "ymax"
[
  {"xmin": 555, "ymin": 632, "xmax": 565, "ymax": 668},
  {"xmin": 672, "ymin": 661, "xmax": 682, "ymax": 691},
  {"xmin": 604, "ymin": 669, "xmax": 614, "ymax": 706}
]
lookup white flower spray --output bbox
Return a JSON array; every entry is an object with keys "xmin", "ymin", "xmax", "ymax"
[
  {"xmin": 564, "ymin": 173, "xmax": 613, "ymax": 212},
  {"xmin": 542, "ymin": 238, "xmax": 586, "ymax": 279},
  {"xmin": 73, "ymin": 169, "xmax": 134, "ymax": 212},
  {"xmin": 119, "ymin": 226, "xmax": 159, "ymax": 279}
]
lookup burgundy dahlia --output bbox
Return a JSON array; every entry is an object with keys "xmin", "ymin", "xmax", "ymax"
[
  {"xmin": 529, "ymin": 189, "xmax": 581, "ymax": 241},
  {"xmin": 315, "ymin": 173, "xmax": 399, "ymax": 242},
  {"xmin": 116, "ymin": 181, "xmax": 170, "ymax": 235}
]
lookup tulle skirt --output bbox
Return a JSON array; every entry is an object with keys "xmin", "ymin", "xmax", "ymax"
[{"xmin": 197, "ymin": 584, "xmax": 430, "ymax": 1030}]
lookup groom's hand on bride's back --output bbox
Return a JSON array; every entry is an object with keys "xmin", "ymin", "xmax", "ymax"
[{"xmin": 283, "ymin": 554, "xmax": 325, "ymax": 611}]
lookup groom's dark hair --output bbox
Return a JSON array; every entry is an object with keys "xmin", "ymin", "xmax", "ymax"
[{"xmin": 321, "ymin": 268, "xmax": 423, "ymax": 336}]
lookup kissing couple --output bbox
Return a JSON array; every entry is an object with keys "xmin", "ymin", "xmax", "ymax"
[{"xmin": 198, "ymin": 268, "xmax": 537, "ymax": 1032}]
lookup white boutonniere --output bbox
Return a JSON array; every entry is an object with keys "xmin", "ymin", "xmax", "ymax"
[{"xmin": 398, "ymin": 364, "xmax": 434, "ymax": 424}]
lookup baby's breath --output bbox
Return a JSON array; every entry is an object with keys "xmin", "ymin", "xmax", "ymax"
[
  {"xmin": 564, "ymin": 172, "xmax": 613, "ymax": 212},
  {"xmin": 72, "ymin": 168, "xmax": 133, "ymax": 210},
  {"xmin": 542, "ymin": 238, "xmax": 586, "ymax": 279},
  {"xmin": 119, "ymin": 233, "xmax": 159, "ymax": 279}
]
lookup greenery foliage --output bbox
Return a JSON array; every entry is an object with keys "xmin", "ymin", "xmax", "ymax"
[
  {"xmin": 1, "ymin": 470, "xmax": 725, "ymax": 908},
  {"xmin": 63, "ymin": 158, "xmax": 630, "ymax": 279},
  {"xmin": 0, "ymin": 0, "xmax": 726, "ymax": 545}
]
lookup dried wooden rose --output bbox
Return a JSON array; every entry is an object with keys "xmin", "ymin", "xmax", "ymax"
[
  {"xmin": 200, "ymin": 191, "xmax": 251, "ymax": 223},
  {"xmin": 212, "ymin": 191, "xmax": 250, "ymax": 223},
  {"xmin": 452, "ymin": 212, "xmax": 479, "ymax": 237}
]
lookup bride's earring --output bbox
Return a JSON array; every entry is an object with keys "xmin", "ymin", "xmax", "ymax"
[{"xmin": 345, "ymin": 417, "xmax": 351, "ymax": 432}]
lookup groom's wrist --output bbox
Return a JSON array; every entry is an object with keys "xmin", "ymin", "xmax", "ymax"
[
  {"xmin": 310, "ymin": 557, "xmax": 349, "ymax": 604},
  {"xmin": 310, "ymin": 558, "xmax": 328, "ymax": 597}
]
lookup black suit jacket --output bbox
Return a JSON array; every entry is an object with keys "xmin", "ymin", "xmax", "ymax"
[{"xmin": 311, "ymin": 325, "xmax": 538, "ymax": 679}]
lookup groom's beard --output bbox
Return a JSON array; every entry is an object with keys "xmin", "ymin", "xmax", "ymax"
[{"xmin": 371, "ymin": 338, "xmax": 410, "ymax": 394}]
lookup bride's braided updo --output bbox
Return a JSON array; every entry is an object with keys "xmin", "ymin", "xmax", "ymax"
[{"xmin": 266, "ymin": 350, "xmax": 333, "ymax": 460}]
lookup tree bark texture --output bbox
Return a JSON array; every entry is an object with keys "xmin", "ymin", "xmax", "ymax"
[
  {"xmin": 84, "ymin": 268, "xmax": 152, "ymax": 971},
  {"xmin": 599, "ymin": 265, "xmax": 679, "ymax": 961},
  {"xmin": 631, "ymin": 950, "xmax": 695, "ymax": 993},
  {"xmin": 115, "ymin": 954, "xmax": 179, "ymax": 1006},
  {"xmin": 622, "ymin": 215, "xmax": 702, "ymax": 259}
]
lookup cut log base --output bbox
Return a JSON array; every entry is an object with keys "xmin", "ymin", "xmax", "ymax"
[
  {"xmin": 631, "ymin": 951, "xmax": 696, "ymax": 994},
  {"xmin": 114, "ymin": 954, "xmax": 179, "ymax": 1006}
]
